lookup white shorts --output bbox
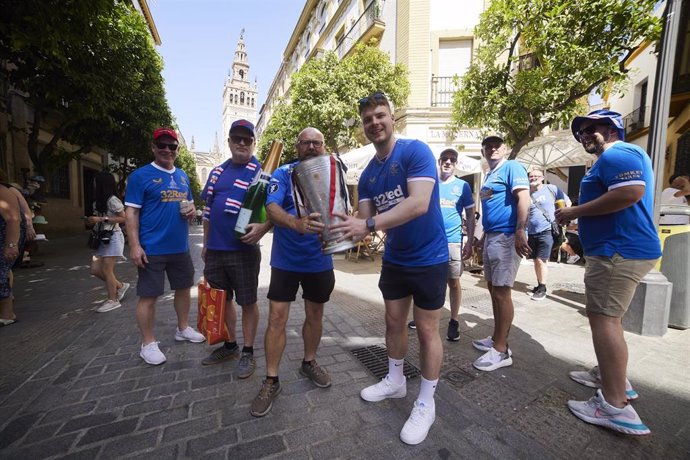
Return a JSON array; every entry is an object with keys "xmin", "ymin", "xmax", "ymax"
[
  {"xmin": 483, "ymin": 233, "xmax": 521, "ymax": 287},
  {"xmin": 96, "ymin": 230, "xmax": 125, "ymax": 259}
]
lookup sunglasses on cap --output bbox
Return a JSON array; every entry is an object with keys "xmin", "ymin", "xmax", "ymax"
[
  {"xmin": 155, "ymin": 142, "xmax": 178, "ymax": 151},
  {"xmin": 230, "ymin": 135, "xmax": 254, "ymax": 146},
  {"xmin": 358, "ymin": 92, "xmax": 389, "ymax": 110},
  {"xmin": 577, "ymin": 123, "xmax": 611, "ymax": 138}
]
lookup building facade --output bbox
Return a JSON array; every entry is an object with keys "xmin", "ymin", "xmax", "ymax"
[
  {"xmin": 256, "ymin": 0, "xmax": 487, "ymax": 160},
  {"xmin": 222, "ymin": 31, "xmax": 258, "ymax": 157},
  {"xmin": 188, "ymin": 134, "xmax": 224, "ymax": 189}
]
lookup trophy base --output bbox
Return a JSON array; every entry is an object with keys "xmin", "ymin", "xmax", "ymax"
[{"xmin": 322, "ymin": 239, "xmax": 356, "ymax": 255}]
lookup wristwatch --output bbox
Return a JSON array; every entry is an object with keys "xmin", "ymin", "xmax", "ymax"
[
  {"xmin": 104, "ymin": 216, "xmax": 109, "ymax": 223},
  {"xmin": 366, "ymin": 217, "xmax": 376, "ymax": 233},
  {"xmin": 6, "ymin": 243, "xmax": 17, "ymax": 248}
]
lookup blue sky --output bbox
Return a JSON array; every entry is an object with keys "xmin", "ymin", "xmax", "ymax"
[{"xmin": 148, "ymin": 1, "xmax": 303, "ymax": 151}]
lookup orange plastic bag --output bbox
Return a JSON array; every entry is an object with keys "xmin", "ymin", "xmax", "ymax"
[{"xmin": 197, "ymin": 278, "xmax": 230, "ymax": 345}]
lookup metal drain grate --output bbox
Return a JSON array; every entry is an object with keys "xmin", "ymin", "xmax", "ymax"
[
  {"xmin": 350, "ymin": 344, "xmax": 421, "ymax": 380},
  {"xmin": 442, "ymin": 368, "xmax": 475, "ymax": 388}
]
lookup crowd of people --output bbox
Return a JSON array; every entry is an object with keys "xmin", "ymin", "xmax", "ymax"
[{"xmin": 70, "ymin": 95, "xmax": 671, "ymax": 446}]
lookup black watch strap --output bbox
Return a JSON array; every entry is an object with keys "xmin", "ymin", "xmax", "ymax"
[{"xmin": 366, "ymin": 217, "xmax": 376, "ymax": 233}]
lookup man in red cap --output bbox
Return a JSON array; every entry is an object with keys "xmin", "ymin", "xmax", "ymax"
[{"xmin": 125, "ymin": 127, "xmax": 206, "ymax": 365}]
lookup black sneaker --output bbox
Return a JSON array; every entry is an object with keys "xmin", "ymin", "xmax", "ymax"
[
  {"xmin": 201, "ymin": 344, "xmax": 239, "ymax": 365},
  {"xmin": 531, "ymin": 286, "xmax": 547, "ymax": 301},
  {"xmin": 407, "ymin": 321, "xmax": 416, "ymax": 329},
  {"xmin": 446, "ymin": 319, "xmax": 460, "ymax": 341},
  {"xmin": 250, "ymin": 379, "xmax": 281, "ymax": 417},
  {"xmin": 237, "ymin": 352, "xmax": 256, "ymax": 379}
]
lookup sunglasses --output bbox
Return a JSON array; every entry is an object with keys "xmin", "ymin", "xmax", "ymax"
[
  {"xmin": 358, "ymin": 91, "xmax": 389, "ymax": 110},
  {"xmin": 297, "ymin": 140, "xmax": 323, "ymax": 147},
  {"xmin": 230, "ymin": 135, "xmax": 254, "ymax": 146},
  {"xmin": 155, "ymin": 142, "xmax": 178, "ymax": 150},
  {"xmin": 440, "ymin": 157, "xmax": 457, "ymax": 164},
  {"xmin": 577, "ymin": 123, "xmax": 609, "ymax": 138}
]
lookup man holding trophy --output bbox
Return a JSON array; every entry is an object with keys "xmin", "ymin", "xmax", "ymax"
[
  {"xmin": 250, "ymin": 127, "xmax": 335, "ymax": 417},
  {"xmin": 331, "ymin": 93, "xmax": 448, "ymax": 445}
]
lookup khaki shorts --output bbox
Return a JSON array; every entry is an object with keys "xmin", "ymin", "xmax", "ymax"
[
  {"xmin": 584, "ymin": 254, "xmax": 657, "ymax": 318},
  {"xmin": 483, "ymin": 233, "xmax": 521, "ymax": 287},
  {"xmin": 448, "ymin": 243, "xmax": 463, "ymax": 279}
]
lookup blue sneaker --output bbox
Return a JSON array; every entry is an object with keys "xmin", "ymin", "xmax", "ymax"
[{"xmin": 567, "ymin": 389, "xmax": 650, "ymax": 436}]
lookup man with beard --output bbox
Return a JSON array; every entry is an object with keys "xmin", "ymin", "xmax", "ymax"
[
  {"xmin": 331, "ymin": 92, "xmax": 448, "ymax": 445},
  {"xmin": 556, "ymin": 109, "xmax": 661, "ymax": 435},
  {"xmin": 250, "ymin": 127, "xmax": 335, "ymax": 417}
]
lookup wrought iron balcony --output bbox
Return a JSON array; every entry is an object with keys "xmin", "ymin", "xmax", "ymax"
[
  {"xmin": 623, "ymin": 106, "xmax": 649, "ymax": 135},
  {"xmin": 335, "ymin": 0, "xmax": 384, "ymax": 59},
  {"xmin": 431, "ymin": 76, "xmax": 459, "ymax": 107}
]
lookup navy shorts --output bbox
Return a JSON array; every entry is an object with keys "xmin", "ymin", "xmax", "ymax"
[
  {"xmin": 267, "ymin": 268, "xmax": 335, "ymax": 304},
  {"xmin": 204, "ymin": 247, "xmax": 260, "ymax": 306},
  {"xmin": 528, "ymin": 230, "xmax": 554, "ymax": 261},
  {"xmin": 378, "ymin": 262, "xmax": 448, "ymax": 310},
  {"xmin": 136, "ymin": 252, "xmax": 195, "ymax": 297}
]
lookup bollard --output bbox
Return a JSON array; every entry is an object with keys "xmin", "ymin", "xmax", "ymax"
[{"xmin": 623, "ymin": 270, "xmax": 672, "ymax": 337}]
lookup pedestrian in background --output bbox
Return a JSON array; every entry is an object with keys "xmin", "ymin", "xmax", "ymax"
[
  {"xmin": 331, "ymin": 92, "xmax": 448, "ymax": 445},
  {"xmin": 659, "ymin": 173, "xmax": 689, "ymax": 225},
  {"xmin": 472, "ymin": 134, "xmax": 530, "ymax": 371},
  {"xmin": 250, "ymin": 127, "xmax": 334, "ymax": 418},
  {"xmin": 0, "ymin": 182, "xmax": 24, "ymax": 326},
  {"xmin": 125, "ymin": 127, "xmax": 205, "ymax": 365},
  {"xmin": 409, "ymin": 148, "xmax": 475, "ymax": 341},
  {"xmin": 88, "ymin": 171, "xmax": 129, "ymax": 313},
  {"xmin": 526, "ymin": 168, "xmax": 570, "ymax": 301},
  {"xmin": 200, "ymin": 120, "xmax": 272, "ymax": 379},
  {"xmin": 557, "ymin": 109, "xmax": 661, "ymax": 436}
]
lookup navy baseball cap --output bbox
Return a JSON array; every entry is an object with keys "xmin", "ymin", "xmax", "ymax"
[
  {"xmin": 230, "ymin": 119, "xmax": 255, "ymax": 137},
  {"xmin": 571, "ymin": 109, "xmax": 625, "ymax": 142}
]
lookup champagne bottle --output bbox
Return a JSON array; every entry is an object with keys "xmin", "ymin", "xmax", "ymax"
[
  {"xmin": 233, "ymin": 141, "xmax": 284, "ymax": 238},
  {"xmin": 234, "ymin": 172, "xmax": 270, "ymax": 238}
]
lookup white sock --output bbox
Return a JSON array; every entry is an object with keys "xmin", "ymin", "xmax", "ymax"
[
  {"xmin": 388, "ymin": 357, "xmax": 405, "ymax": 385},
  {"xmin": 417, "ymin": 377, "xmax": 438, "ymax": 407}
]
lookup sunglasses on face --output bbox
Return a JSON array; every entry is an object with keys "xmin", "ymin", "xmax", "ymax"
[
  {"xmin": 297, "ymin": 140, "xmax": 324, "ymax": 148},
  {"xmin": 440, "ymin": 157, "xmax": 457, "ymax": 164},
  {"xmin": 155, "ymin": 142, "xmax": 178, "ymax": 151},
  {"xmin": 577, "ymin": 123, "xmax": 609, "ymax": 138},
  {"xmin": 358, "ymin": 92, "xmax": 389, "ymax": 111},
  {"xmin": 230, "ymin": 135, "xmax": 254, "ymax": 146}
]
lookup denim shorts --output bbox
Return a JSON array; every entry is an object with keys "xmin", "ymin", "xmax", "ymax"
[{"xmin": 527, "ymin": 230, "xmax": 553, "ymax": 261}]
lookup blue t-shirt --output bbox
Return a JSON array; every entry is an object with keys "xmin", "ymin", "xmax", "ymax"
[
  {"xmin": 578, "ymin": 141, "xmax": 661, "ymax": 259},
  {"xmin": 439, "ymin": 176, "xmax": 475, "ymax": 243},
  {"xmin": 480, "ymin": 160, "xmax": 529, "ymax": 234},
  {"xmin": 528, "ymin": 184, "xmax": 567, "ymax": 234},
  {"xmin": 265, "ymin": 162, "xmax": 333, "ymax": 273},
  {"xmin": 358, "ymin": 139, "xmax": 448, "ymax": 266},
  {"xmin": 125, "ymin": 163, "xmax": 192, "ymax": 255},
  {"xmin": 201, "ymin": 161, "xmax": 256, "ymax": 251}
]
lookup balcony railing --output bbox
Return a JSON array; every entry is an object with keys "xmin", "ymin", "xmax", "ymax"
[
  {"xmin": 335, "ymin": 0, "xmax": 383, "ymax": 59},
  {"xmin": 623, "ymin": 105, "xmax": 649, "ymax": 135},
  {"xmin": 431, "ymin": 76, "xmax": 459, "ymax": 107}
]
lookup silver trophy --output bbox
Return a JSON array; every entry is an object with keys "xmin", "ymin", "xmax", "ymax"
[{"xmin": 292, "ymin": 154, "xmax": 355, "ymax": 254}]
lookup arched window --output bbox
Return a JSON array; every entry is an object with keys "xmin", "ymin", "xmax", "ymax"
[
  {"xmin": 240, "ymin": 92, "xmax": 245, "ymax": 104},
  {"xmin": 239, "ymin": 69, "xmax": 245, "ymax": 80}
]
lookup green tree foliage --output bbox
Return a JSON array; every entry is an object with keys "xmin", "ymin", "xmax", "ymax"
[
  {"xmin": 449, "ymin": 0, "xmax": 662, "ymax": 157},
  {"xmin": 0, "ymin": 0, "xmax": 172, "ymax": 174},
  {"xmin": 258, "ymin": 42, "xmax": 409, "ymax": 162},
  {"xmin": 175, "ymin": 144, "xmax": 202, "ymax": 204}
]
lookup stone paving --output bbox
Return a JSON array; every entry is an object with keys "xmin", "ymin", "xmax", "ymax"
[{"xmin": 0, "ymin": 228, "xmax": 689, "ymax": 459}]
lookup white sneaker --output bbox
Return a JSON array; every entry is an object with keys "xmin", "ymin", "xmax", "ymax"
[
  {"xmin": 567, "ymin": 389, "xmax": 650, "ymax": 435},
  {"xmin": 360, "ymin": 375, "xmax": 407, "ymax": 402},
  {"xmin": 400, "ymin": 400, "xmax": 436, "ymax": 445},
  {"xmin": 117, "ymin": 282, "xmax": 131, "ymax": 301},
  {"xmin": 473, "ymin": 347, "xmax": 513, "ymax": 372},
  {"xmin": 174, "ymin": 326, "xmax": 206, "ymax": 343},
  {"xmin": 140, "ymin": 341, "xmax": 166, "ymax": 365},
  {"xmin": 472, "ymin": 336, "xmax": 494, "ymax": 352},
  {"xmin": 96, "ymin": 299, "xmax": 121, "ymax": 313},
  {"xmin": 569, "ymin": 366, "xmax": 639, "ymax": 400}
]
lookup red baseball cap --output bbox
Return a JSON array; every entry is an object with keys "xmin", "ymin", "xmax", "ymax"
[{"xmin": 153, "ymin": 127, "xmax": 178, "ymax": 141}]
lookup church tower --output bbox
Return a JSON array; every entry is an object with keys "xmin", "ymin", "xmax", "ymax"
[{"xmin": 222, "ymin": 29, "xmax": 258, "ymax": 157}]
